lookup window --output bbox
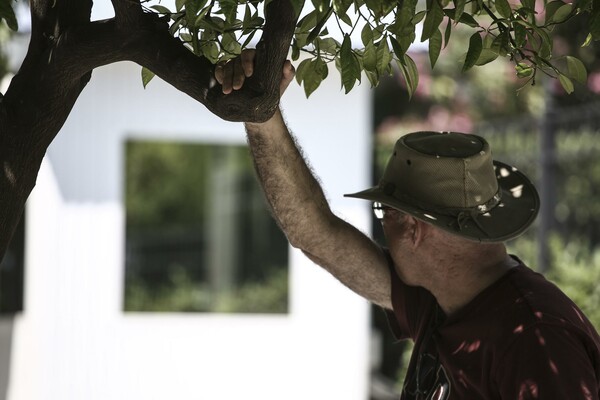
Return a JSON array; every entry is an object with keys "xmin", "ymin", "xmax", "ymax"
[{"xmin": 124, "ymin": 141, "xmax": 289, "ymax": 313}]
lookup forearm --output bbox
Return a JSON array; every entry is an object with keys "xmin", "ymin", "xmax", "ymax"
[
  {"xmin": 245, "ymin": 108, "xmax": 392, "ymax": 309},
  {"xmin": 244, "ymin": 108, "xmax": 332, "ymax": 250}
]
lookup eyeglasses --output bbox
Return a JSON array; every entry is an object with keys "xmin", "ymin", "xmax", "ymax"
[{"xmin": 372, "ymin": 202, "xmax": 393, "ymax": 220}]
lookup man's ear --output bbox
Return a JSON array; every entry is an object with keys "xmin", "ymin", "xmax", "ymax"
[{"xmin": 409, "ymin": 217, "xmax": 429, "ymax": 248}]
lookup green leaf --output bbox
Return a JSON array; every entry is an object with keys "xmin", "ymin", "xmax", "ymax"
[
  {"xmin": 317, "ymin": 37, "xmax": 340, "ymax": 55},
  {"xmin": 390, "ymin": 19, "xmax": 416, "ymax": 54},
  {"xmin": 218, "ymin": 0, "xmax": 238, "ymax": 23},
  {"xmin": 295, "ymin": 58, "xmax": 312, "ymax": 85},
  {"xmin": 376, "ymin": 37, "xmax": 393, "ymax": 75},
  {"xmin": 526, "ymin": 26, "xmax": 552, "ymax": 59},
  {"xmin": 334, "ymin": 0, "xmax": 353, "ymax": 20},
  {"xmin": 361, "ymin": 24, "xmax": 373, "ymax": 46},
  {"xmin": 521, "ymin": 0, "xmax": 535, "ymax": 11},
  {"xmin": 397, "ymin": 0, "xmax": 418, "ymax": 27},
  {"xmin": 195, "ymin": 7, "xmax": 211, "ymax": 27},
  {"xmin": 365, "ymin": 70, "xmax": 380, "ymax": 88},
  {"xmin": 513, "ymin": 22, "xmax": 527, "ymax": 47},
  {"xmin": 412, "ymin": 10, "xmax": 427, "ymax": 24},
  {"xmin": 444, "ymin": 19, "xmax": 452, "ymax": 48},
  {"xmin": 444, "ymin": 9, "xmax": 479, "ymax": 27},
  {"xmin": 334, "ymin": 0, "xmax": 349, "ymax": 11},
  {"xmin": 151, "ymin": 5, "xmax": 172, "ymax": 14},
  {"xmin": 289, "ymin": 0, "xmax": 305, "ymax": 17},
  {"xmin": 305, "ymin": 7, "xmax": 334, "ymax": 44},
  {"xmin": 545, "ymin": 1, "xmax": 564, "ymax": 23},
  {"xmin": 422, "ymin": 0, "xmax": 444, "ymax": 41},
  {"xmin": 0, "ymin": 0, "xmax": 17, "ymax": 31},
  {"xmin": 565, "ymin": 56, "xmax": 588, "ymax": 83},
  {"xmin": 363, "ymin": 41, "xmax": 378, "ymax": 72},
  {"xmin": 176, "ymin": 0, "xmax": 187, "ymax": 12},
  {"xmin": 453, "ymin": 0, "xmax": 466, "ymax": 22},
  {"xmin": 552, "ymin": 3, "xmax": 573, "ymax": 22},
  {"xmin": 221, "ymin": 32, "xmax": 241, "ymax": 56},
  {"xmin": 389, "ymin": 35, "xmax": 407, "ymax": 58},
  {"xmin": 340, "ymin": 35, "xmax": 361, "ymax": 93},
  {"xmin": 475, "ymin": 48, "xmax": 499, "ymax": 65},
  {"xmin": 491, "ymin": 30, "xmax": 510, "ymax": 56},
  {"xmin": 170, "ymin": 17, "xmax": 184, "ymax": 35},
  {"xmin": 315, "ymin": 57, "xmax": 329, "ymax": 80},
  {"xmin": 141, "ymin": 67, "xmax": 155, "ymax": 88},
  {"xmin": 463, "ymin": 32, "xmax": 482, "ymax": 71},
  {"xmin": 302, "ymin": 57, "xmax": 329, "ymax": 98},
  {"xmin": 558, "ymin": 73, "xmax": 574, "ymax": 94},
  {"xmin": 429, "ymin": 29, "xmax": 443, "ymax": 68},
  {"xmin": 291, "ymin": 41, "xmax": 300, "ymax": 61},
  {"xmin": 582, "ymin": 33, "xmax": 593, "ymax": 47},
  {"xmin": 495, "ymin": 0, "xmax": 512, "ymax": 18},
  {"xmin": 365, "ymin": 0, "xmax": 396, "ymax": 18},
  {"xmin": 200, "ymin": 41, "xmax": 220, "ymax": 63},
  {"xmin": 372, "ymin": 24, "xmax": 385, "ymax": 41},
  {"xmin": 398, "ymin": 54, "xmax": 419, "ymax": 98},
  {"xmin": 298, "ymin": 10, "xmax": 318, "ymax": 33},
  {"xmin": 243, "ymin": 4, "xmax": 252, "ymax": 26}
]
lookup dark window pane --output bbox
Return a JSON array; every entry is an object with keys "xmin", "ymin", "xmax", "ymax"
[{"xmin": 124, "ymin": 141, "xmax": 288, "ymax": 313}]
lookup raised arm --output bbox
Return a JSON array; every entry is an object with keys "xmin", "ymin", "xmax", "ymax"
[{"xmin": 216, "ymin": 51, "xmax": 392, "ymax": 308}]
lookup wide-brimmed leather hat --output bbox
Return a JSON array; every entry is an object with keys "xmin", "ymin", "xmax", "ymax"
[{"xmin": 345, "ymin": 131, "xmax": 540, "ymax": 242}]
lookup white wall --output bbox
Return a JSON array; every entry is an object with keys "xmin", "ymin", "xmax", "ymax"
[{"xmin": 7, "ymin": 60, "xmax": 373, "ymax": 400}]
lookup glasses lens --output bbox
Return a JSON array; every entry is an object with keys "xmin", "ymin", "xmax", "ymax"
[{"xmin": 372, "ymin": 202, "xmax": 384, "ymax": 219}]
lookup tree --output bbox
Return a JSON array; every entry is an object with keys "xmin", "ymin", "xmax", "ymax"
[{"xmin": 0, "ymin": 0, "xmax": 598, "ymax": 261}]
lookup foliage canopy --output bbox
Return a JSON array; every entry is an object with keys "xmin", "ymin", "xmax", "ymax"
[
  {"xmin": 2, "ymin": 0, "xmax": 595, "ymax": 96},
  {"xmin": 135, "ymin": 0, "xmax": 596, "ymax": 96}
]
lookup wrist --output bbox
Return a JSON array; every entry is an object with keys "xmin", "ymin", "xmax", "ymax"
[{"xmin": 245, "ymin": 108, "xmax": 283, "ymax": 133}]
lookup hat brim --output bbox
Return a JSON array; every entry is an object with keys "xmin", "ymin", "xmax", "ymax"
[{"xmin": 344, "ymin": 160, "xmax": 539, "ymax": 243}]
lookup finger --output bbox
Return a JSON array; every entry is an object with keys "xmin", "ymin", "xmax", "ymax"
[
  {"xmin": 214, "ymin": 63, "xmax": 225, "ymax": 84},
  {"xmin": 279, "ymin": 60, "xmax": 295, "ymax": 96},
  {"xmin": 240, "ymin": 49, "xmax": 256, "ymax": 77},
  {"xmin": 221, "ymin": 61, "xmax": 234, "ymax": 94},
  {"xmin": 232, "ymin": 57, "xmax": 245, "ymax": 91}
]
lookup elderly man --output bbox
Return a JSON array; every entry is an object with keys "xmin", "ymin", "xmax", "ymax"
[{"xmin": 216, "ymin": 51, "xmax": 600, "ymax": 399}]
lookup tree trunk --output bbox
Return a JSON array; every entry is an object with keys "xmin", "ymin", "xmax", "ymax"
[{"xmin": 0, "ymin": 0, "xmax": 299, "ymax": 260}]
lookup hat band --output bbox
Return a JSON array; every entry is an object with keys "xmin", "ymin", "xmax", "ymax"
[
  {"xmin": 382, "ymin": 182, "xmax": 503, "ymax": 218},
  {"xmin": 383, "ymin": 182, "xmax": 503, "ymax": 237}
]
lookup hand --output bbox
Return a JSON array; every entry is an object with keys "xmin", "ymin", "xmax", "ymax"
[{"xmin": 214, "ymin": 49, "xmax": 295, "ymax": 96}]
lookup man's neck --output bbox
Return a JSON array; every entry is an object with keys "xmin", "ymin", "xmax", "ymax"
[{"xmin": 426, "ymin": 251, "xmax": 519, "ymax": 317}]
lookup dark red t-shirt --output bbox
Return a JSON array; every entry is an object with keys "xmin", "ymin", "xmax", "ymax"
[{"xmin": 387, "ymin": 256, "xmax": 600, "ymax": 399}]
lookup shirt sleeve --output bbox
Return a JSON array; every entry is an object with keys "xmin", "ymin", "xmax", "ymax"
[
  {"xmin": 495, "ymin": 323, "xmax": 599, "ymax": 400},
  {"xmin": 383, "ymin": 249, "xmax": 436, "ymax": 341}
]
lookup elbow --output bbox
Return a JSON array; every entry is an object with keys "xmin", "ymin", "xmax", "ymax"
[{"xmin": 283, "ymin": 210, "xmax": 338, "ymax": 254}]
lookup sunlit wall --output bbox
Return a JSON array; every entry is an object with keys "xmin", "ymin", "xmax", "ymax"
[{"xmin": 7, "ymin": 59, "xmax": 373, "ymax": 400}]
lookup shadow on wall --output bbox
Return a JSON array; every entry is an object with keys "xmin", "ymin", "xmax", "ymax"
[{"xmin": 0, "ymin": 318, "xmax": 13, "ymax": 400}]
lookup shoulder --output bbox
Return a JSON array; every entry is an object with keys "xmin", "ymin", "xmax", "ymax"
[
  {"xmin": 493, "ymin": 321, "xmax": 600, "ymax": 399},
  {"xmin": 500, "ymin": 263, "xmax": 596, "ymax": 332},
  {"xmin": 490, "ymin": 263, "xmax": 600, "ymax": 397}
]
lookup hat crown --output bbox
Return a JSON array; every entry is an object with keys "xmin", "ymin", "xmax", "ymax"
[
  {"xmin": 381, "ymin": 132, "xmax": 498, "ymax": 210},
  {"xmin": 344, "ymin": 130, "xmax": 540, "ymax": 242}
]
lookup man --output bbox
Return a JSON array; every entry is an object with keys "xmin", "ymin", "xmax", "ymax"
[{"xmin": 216, "ymin": 50, "xmax": 600, "ymax": 399}]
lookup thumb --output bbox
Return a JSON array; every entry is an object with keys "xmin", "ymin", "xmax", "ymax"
[{"xmin": 279, "ymin": 60, "xmax": 295, "ymax": 96}]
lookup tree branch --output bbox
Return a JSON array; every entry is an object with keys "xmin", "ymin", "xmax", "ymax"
[
  {"xmin": 0, "ymin": 0, "xmax": 299, "ymax": 260},
  {"xmin": 43, "ymin": 0, "xmax": 299, "ymax": 122},
  {"xmin": 111, "ymin": 0, "xmax": 145, "ymax": 26}
]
